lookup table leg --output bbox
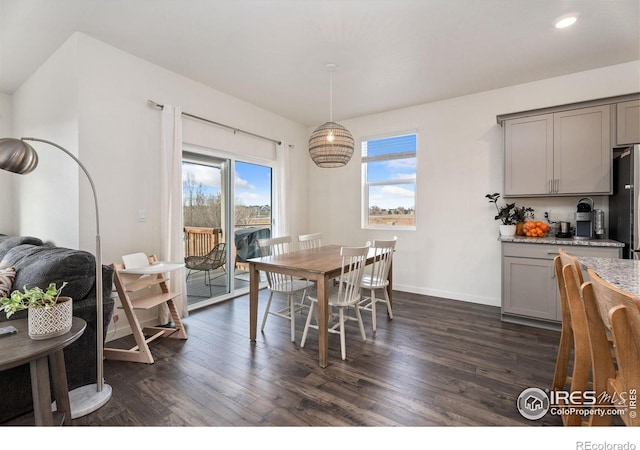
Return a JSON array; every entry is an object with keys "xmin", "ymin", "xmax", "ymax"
[
  {"xmin": 30, "ymin": 357, "xmax": 53, "ymax": 426},
  {"xmin": 317, "ymin": 275, "xmax": 329, "ymax": 368},
  {"xmin": 49, "ymin": 350, "xmax": 71, "ymax": 425},
  {"xmin": 249, "ymin": 262, "xmax": 259, "ymax": 341}
]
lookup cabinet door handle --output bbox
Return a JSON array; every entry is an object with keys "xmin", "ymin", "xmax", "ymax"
[
  {"xmin": 551, "ymin": 265, "xmax": 555, "ymax": 279},
  {"xmin": 555, "ymin": 179, "xmax": 559, "ymax": 193},
  {"xmin": 548, "ymin": 179, "xmax": 552, "ymax": 194}
]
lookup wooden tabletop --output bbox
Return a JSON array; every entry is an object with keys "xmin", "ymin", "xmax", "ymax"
[
  {"xmin": 249, "ymin": 244, "xmax": 378, "ymax": 277},
  {"xmin": 0, "ymin": 317, "xmax": 86, "ymax": 371}
]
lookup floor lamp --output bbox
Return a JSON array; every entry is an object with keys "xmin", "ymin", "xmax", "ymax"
[{"xmin": 0, "ymin": 137, "xmax": 112, "ymax": 417}]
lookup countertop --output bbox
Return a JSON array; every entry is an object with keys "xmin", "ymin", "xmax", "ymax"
[
  {"xmin": 499, "ymin": 235, "xmax": 624, "ymax": 248},
  {"xmin": 576, "ymin": 256, "xmax": 640, "ymax": 297}
]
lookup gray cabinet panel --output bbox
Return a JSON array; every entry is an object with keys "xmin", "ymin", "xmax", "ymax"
[
  {"xmin": 501, "ymin": 243, "xmax": 621, "ymax": 327},
  {"xmin": 504, "ymin": 114, "xmax": 553, "ymax": 196},
  {"xmin": 553, "ymin": 106, "xmax": 611, "ymax": 194},
  {"xmin": 503, "ymin": 106, "xmax": 612, "ymax": 196},
  {"xmin": 616, "ymin": 100, "xmax": 640, "ymax": 146}
]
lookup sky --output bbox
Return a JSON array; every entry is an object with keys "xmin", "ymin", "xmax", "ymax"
[
  {"xmin": 182, "ymin": 160, "xmax": 272, "ymax": 207},
  {"xmin": 364, "ymin": 133, "xmax": 416, "ymax": 210},
  {"xmin": 182, "ymin": 133, "xmax": 416, "ymax": 212}
]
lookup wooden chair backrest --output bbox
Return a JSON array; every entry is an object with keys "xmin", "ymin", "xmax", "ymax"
[
  {"xmin": 336, "ymin": 244, "xmax": 370, "ymax": 305},
  {"xmin": 257, "ymin": 236, "xmax": 292, "ymax": 288},
  {"xmin": 609, "ymin": 304, "xmax": 640, "ymax": 426},
  {"xmin": 582, "ymin": 268, "xmax": 640, "ymax": 425},
  {"xmin": 558, "ymin": 248, "xmax": 584, "ymax": 285},
  {"xmin": 298, "ymin": 232, "xmax": 322, "ymax": 250},
  {"xmin": 367, "ymin": 237, "xmax": 397, "ymax": 283}
]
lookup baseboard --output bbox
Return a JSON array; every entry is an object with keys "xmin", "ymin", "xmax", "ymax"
[{"xmin": 392, "ymin": 283, "xmax": 500, "ymax": 307}]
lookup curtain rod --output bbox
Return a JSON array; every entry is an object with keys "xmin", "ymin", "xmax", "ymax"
[{"xmin": 147, "ymin": 100, "xmax": 282, "ymax": 145}]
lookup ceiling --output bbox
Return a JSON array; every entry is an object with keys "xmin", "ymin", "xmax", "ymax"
[{"xmin": 1, "ymin": 0, "xmax": 638, "ymax": 126}]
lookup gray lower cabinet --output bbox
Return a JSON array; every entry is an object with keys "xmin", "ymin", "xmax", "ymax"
[{"xmin": 501, "ymin": 242, "xmax": 621, "ymax": 327}]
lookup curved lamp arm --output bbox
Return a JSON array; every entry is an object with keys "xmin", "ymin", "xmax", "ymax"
[{"xmin": 0, "ymin": 136, "xmax": 111, "ymax": 415}]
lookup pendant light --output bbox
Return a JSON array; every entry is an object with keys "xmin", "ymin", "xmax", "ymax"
[{"xmin": 308, "ymin": 64, "xmax": 354, "ymax": 168}]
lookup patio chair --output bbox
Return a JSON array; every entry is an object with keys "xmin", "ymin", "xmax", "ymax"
[{"xmin": 185, "ymin": 242, "xmax": 226, "ymax": 296}]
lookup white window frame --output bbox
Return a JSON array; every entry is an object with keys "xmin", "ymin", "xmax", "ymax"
[{"xmin": 361, "ymin": 131, "xmax": 417, "ymax": 231}]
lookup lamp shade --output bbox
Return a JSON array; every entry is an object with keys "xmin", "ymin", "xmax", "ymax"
[
  {"xmin": 0, "ymin": 138, "xmax": 38, "ymax": 174},
  {"xmin": 308, "ymin": 121, "xmax": 354, "ymax": 168}
]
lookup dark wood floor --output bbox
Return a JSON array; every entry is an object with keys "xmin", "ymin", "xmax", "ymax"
[{"xmin": 58, "ymin": 289, "xmax": 567, "ymax": 427}]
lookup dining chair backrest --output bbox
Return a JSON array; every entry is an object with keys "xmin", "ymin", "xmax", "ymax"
[
  {"xmin": 582, "ymin": 268, "xmax": 640, "ymax": 425},
  {"xmin": 558, "ymin": 248, "xmax": 584, "ymax": 285},
  {"xmin": 336, "ymin": 243, "xmax": 370, "ymax": 306},
  {"xmin": 258, "ymin": 236, "xmax": 292, "ymax": 289},
  {"xmin": 366, "ymin": 237, "xmax": 397, "ymax": 286},
  {"xmin": 609, "ymin": 304, "xmax": 640, "ymax": 426},
  {"xmin": 298, "ymin": 232, "xmax": 322, "ymax": 250}
]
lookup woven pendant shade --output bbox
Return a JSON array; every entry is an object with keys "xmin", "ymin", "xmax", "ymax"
[{"xmin": 308, "ymin": 121, "xmax": 354, "ymax": 168}]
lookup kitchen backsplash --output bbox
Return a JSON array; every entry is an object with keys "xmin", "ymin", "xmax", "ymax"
[{"xmin": 507, "ymin": 195, "xmax": 610, "ymax": 237}]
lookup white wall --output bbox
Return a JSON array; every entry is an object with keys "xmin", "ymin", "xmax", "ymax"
[
  {"xmin": 10, "ymin": 33, "xmax": 311, "ymax": 339},
  {"xmin": 11, "ymin": 35, "xmax": 80, "ymax": 248},
  {"xmin": 309, "ymin": 61, "xmax": 640, "ymax": 307},
  {"xmin": 0, "ymin": 93, "xmax": 14, "ymax": 233},
  {"xmin": 73, "ymin": 33, "xmax": 310, "ymax": 264},
  {"xmin": 6, "ymin": 30, "xmax": 639, "ymax": 327}
]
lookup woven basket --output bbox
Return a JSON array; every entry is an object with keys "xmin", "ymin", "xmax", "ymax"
[{"xmin": 28, "ymin": 297, "xmax": 73, "ymax": 340}]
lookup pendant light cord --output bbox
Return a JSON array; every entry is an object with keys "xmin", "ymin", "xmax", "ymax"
[{"xmin": 327, "ymin": 63, "xmax": 336, "ymax": 123}]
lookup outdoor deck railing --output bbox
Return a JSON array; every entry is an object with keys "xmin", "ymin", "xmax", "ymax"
[{"xmin": 184, "ymin": 226, "xmax": 223, "ymax": 257}]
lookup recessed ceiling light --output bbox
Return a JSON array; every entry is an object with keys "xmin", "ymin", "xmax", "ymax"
[{"xmin": 555, "ymin": 14, "xmax": 579, "ymax": 29}]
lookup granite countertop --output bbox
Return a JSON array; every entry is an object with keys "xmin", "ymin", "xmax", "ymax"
[
  {"xmin": 576, "ymin": 256, "xmax": 640, "ymax": 297},
  {"xmin": 499, "ymin": 235, "xmax": 624, "ymax": 248}
]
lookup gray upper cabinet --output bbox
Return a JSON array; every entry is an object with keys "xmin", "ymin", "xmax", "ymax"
[
  {"xmin": 503, "ymin": 105, "xmax": 611, "ymax": 196},
  {"xmin": 504, "ymin": 114, "xmax": 553, "ymax": 196},
  {"xmin": 616, "ymin": 100, "xmax": 640, "ymax": 146}
]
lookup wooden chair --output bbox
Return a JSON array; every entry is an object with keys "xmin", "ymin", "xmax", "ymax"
[
  {"xmin": 551, "ymin": 248, "xmax": 591, "ymax": 426},
  {"xmin": 609, "ymin": 304, "xmax": 640, "ymax": 426},
  {"xmin": 105, "ymin": 253, "xmax": 187, "ymax": 364},
  {"xmin": 184, "ymin": 242, "xmax": 226, "ymax": 296},
  {"xmin": 582, "ymin": 268, "xmax": 640, "ymax": 426},
  {"xmin": 257, "ymin": 236, "xmax": 314, "ymax": 342},
  {"xmin": 358, "ymin": 236, "xmax": 396, "ymax": 333},
  {"xmin": 301, "ymin": 243, "xmax": 370, "ymax": 360},
  {"xmin": 298, "ymin": 232, "xmax": 322, "ymax": 250}
]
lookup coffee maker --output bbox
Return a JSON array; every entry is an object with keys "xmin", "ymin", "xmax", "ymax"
[{"xmin": 574, "ymin": 197, "xmax": 594, "ymax": 240}]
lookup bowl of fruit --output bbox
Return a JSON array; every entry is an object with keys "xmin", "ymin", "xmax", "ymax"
[{"xmin": 521, "ymin": 221, "xmax": 550, "ymax": 237}]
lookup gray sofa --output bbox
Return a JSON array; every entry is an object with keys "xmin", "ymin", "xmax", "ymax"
[{"xmin": 0, "ymin": 235, "xmax": 115, "ymax": 423}]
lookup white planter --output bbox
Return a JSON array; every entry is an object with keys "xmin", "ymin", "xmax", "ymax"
[
  {"xmin": 28, "ymin": 297, "xmax": 73, "ymax": 340},
  {"xmin": 499, "ymin": 224, "xmax": 517, "ymax": 236}
]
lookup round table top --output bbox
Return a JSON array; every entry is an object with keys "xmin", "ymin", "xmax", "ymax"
[{"xmin": 0, "ymin": 316, "xmax": 86, "ymax": 371}]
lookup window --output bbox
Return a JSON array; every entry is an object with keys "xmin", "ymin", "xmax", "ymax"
[{"xmin": 362, "ymin": 133, "xmax": 416, "ymax": 229}]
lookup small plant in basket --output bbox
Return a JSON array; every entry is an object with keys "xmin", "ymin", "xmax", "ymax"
[{"xmin": 0, "ymin": 282, "xmax": 68, "ymax": 319}]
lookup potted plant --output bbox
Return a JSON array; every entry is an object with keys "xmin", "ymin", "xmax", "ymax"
[
  {"xmin": 0, "ymin": 282, "xmax": 72, "ymax": 340},
  {"xmin": 485, "ymin": 193, "xmax": 518, "ymax": 236},
  {"xmin": 513, "ymin": 205, "xmax": 535, "ymax": 236}
]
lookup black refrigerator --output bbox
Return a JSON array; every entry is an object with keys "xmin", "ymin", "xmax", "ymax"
[{"xmin": 609, "ymin": 144, "xmax": 640, "ymax": 259}]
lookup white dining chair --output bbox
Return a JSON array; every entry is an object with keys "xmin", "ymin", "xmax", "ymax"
[
  {"xmin": 258, "ymin": 236, "xmax": 314, "ymax": 342},
  {"xmin": 298, "ymin": 232, "xmax": 322, "ymax": 250},
  {"xmin": 358, "ymin": 237, "xmax": 397, "ymax": 333},
  {"xmin": 301, "ymin": 242, "xmax": 370, "ymax": 360}
]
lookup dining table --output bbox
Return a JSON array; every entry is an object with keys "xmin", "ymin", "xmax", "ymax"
[{"xmin": 248, "ymin": 244, "xmax": 392, "ymax": 367}]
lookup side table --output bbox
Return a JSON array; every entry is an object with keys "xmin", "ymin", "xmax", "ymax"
[{"xmin": 0, "ymin": 316, "xmax": 86, "ymax": 425}]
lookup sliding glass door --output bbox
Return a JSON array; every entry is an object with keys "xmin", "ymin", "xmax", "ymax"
[{"xmin": 182, "ymin": 150, "xmax": 272, "ymax": 310}]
